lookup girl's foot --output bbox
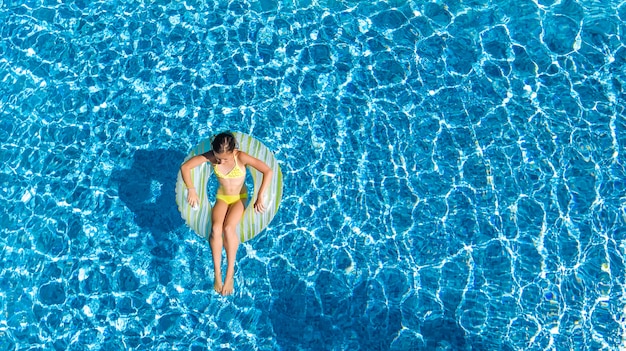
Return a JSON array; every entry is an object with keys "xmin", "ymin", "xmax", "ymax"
[
  {"xmin": 221, "ymin": 277, "xmax": 234, "ymax": 296},
  {"xmin": 214, "ymin": 276, "xmax": 223, "ymax": 294}
]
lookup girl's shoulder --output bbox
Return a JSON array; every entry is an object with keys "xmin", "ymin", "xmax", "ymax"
[
  {"xmin": 236, "ymin": 149, "xmax": 249, "ymax": 157},
  {"xmin": 236, "ymin": 150, "xmax": 250, "ymax": 163},
  {"xmin": 200, "ymin": 150, "xmax": 216, "ymax": 163}
]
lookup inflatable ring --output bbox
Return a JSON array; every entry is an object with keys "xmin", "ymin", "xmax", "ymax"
[{"xmin": 175, "ymin": 132, "xmax": 283, "ymax": 242}]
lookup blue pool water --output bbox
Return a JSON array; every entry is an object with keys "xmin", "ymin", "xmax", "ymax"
[{"xmin": 1, "ymin": 0, "xmax": 625, "ymax": 350}]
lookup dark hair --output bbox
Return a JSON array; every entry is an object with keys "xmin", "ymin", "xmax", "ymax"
[{"xmin": 211, "ymin": 132, "xmax": 237, "ymax": 153}]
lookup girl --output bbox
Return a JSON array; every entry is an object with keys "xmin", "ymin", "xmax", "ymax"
[{"xmin": 180, "ymin": 132, "xmax": 273, "ymax": 296}]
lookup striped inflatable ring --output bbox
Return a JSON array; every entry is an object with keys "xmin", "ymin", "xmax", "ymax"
[{"xmin": 175, "ymin": 132, "xmax": 283, "ymax": 242}]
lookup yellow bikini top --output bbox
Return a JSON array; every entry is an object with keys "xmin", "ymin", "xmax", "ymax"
[{"xmin": 213, "ymin": 153, "xmax": 245, "ymax": 179}]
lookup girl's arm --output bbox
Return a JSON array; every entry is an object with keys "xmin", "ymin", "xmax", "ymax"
[
  {"xmin": 180, "ymin": 155, "xmax": 209, "ymax": 207},
  {"xmin": 239, "ymin": 152, "xmax": 273, "ymax": 212}
]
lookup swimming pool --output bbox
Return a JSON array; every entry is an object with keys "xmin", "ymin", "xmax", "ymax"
[{"xmin": 1, "ymin": 0, "xmax": 625, "ymax": 349}]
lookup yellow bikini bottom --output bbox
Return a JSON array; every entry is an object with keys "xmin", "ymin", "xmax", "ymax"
[{"xmin": 216, "ymin": 192, "xmax": 248, "ymax": 205}]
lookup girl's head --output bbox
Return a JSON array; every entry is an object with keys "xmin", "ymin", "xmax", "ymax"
[{"xmin": 212, "ymin": 132, "xmax": 237, "ymax": 156}]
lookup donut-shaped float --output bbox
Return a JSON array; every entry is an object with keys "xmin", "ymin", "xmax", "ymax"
[{"xmin": 176, "ymin": 132, "xmax": 283, "ymax": 242}]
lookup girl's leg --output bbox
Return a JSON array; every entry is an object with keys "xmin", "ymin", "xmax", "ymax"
[
  {"xmin": 210, "ymin": 200, "xmax": 229, "ymax": 293},
  {"xmin": 221, "ymin": 199, "xmax": 245, "ymax": 296}
]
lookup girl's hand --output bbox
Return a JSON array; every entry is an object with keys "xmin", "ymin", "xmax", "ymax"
[
  {"xmin": 187, "ymin": 188, "xmax": 199, "ymax": 208},
  {"xmin": 254, "ymin": 196, "xmax": 266, "ymax": 213}
]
